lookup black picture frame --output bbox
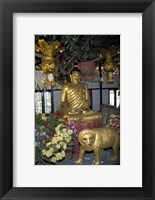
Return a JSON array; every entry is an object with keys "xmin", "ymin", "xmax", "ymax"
[{"xmin": 0, "ymin": 0, "xmax": 154, "ymax": 199}]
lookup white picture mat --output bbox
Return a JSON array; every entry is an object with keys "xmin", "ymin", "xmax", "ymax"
[{"xmin": 13, "ymin": 13, "xmax": 142, "ymax": 187}]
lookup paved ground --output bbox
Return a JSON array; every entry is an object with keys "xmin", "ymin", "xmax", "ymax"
[{"xmin": 57, "ymin": 148, "xmax": 120, "ymax": 165}]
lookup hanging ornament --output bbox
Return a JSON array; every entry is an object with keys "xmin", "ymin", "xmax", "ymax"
[
  {"xmin": 35, "ymin": 39, "xmax": 64, "ymax": 88},
  {"xmin": 103, "ymin": 51, "xmax": 117, "ymax": 83},
  {"xmin": 95, "ymin": 66, "xmax": 100, "ymax": 75},
  {"xmin": 100, "ymin": 77, "xmax": 104, "ymax": 82},
  {"xmin": 41, "ymin": 77, "xmax": 47, "ymax": 89}
]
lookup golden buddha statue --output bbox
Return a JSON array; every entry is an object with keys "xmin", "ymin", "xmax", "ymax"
[{"xmin": 61, "ymin": 67, "xmax": 102, "ymax": 123}]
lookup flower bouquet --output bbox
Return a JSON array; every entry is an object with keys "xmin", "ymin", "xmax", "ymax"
[
  {"xmin": 41, "ymin": 122, "xmax": 75, "ymax": 164},
  {"xmin": 35, "ymin": 106, "xmax": 78, "ymax": 164}
]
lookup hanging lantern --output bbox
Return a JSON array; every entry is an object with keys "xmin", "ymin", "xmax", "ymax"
[{"xmin": 47, "ymin": 73, "xmax": 54, "ymax": 86}]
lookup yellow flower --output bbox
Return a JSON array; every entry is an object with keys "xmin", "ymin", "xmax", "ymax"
[
  {"xmin": 42, "ymin": 149, "xmax": 46, "ymax": 155},
  {"xmin": 45, "ymin": 147, "xmax": 54, "ymax": 158},
  {"xmin": 46, "ymin": 142, "xmax": 52, "ymax": 147},
  {"xmin": 57, "ymin": 136, "xmax": 63, "ymax": 141},
  {"xmin": 62, "ymin": 128, "xmax": 67, "ymax": 133},
  {"xmin": 50, "ymin": 157, "xmax": 57, "ymax": 163},
  {"xmin": 59, "ymin": 141, "xmax": 63, "ymax": 146},
  {"xmin": 68, "ymin": 130, "xmax": 73, "ymax": 135},
  {"xmin": 56, "ymin": 152, "xmax": 63, "ymax": 161},
  {"xmin": 56, "ymin": 130, "xmax": 61, "ymax": 135},
  {"xmin": 57, "ymin": 123, "xmax": 63, "ymax": 129},
  {"xmin": 55, "ymin": 127, "xmax": 58, "ymax": 132},
  {"xmin": 63, "ymin": 144, "xmax": 67, "ymax": 150},
  {"xmin": 64, "ymin": 133, "xmax": 69, "ymax": 138},
  {"xmin": 49, "ymin": 147, "xmax": 54, "ymax": 152},
  {"xmin": 41, "ymin": 114, "xmax": 47, "ymax": 121},
  {"xmin": 61, "ymin": 150, "xmax": 65, "ymax": 158},
  {"xmin": 60, "ymin": 133, "xmax": 64, "ymax": 138},
  {"xmin": 56, "ymin": 144, "xmax": 61, "ymax": 149},
  {"xmin": 52, "ymin": 137, "xmax": 58, "ymax": 144}
]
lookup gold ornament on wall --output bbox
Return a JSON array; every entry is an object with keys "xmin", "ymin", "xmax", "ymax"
[
  {"xmin": 103, "ymin": 51, "xmax": 117, "ymax": 83},
  {"xmin": 41, "ymin": 77, "xmax": 47, "ymax": 89},
  {"xmin": 36, "ymin": 39, "xmax": 63, "ymax": 88},
  {"xmin": 97, "ymin": 46, "xmax": 120, "ymax": 83}
]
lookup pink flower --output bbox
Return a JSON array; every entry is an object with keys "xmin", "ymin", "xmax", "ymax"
[{"xmin": 69, "ymin": 119, "xmax": 75, "ymax": 124}]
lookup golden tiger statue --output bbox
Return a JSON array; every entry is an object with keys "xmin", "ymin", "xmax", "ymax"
[{"xmin": 75, "ymin": 127, "xmax": 120, "ymax": 165}]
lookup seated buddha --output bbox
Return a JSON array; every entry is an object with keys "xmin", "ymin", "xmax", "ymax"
[{"xmin": 60, "ymin": 66, "xmax": 102, "ymax": 123}]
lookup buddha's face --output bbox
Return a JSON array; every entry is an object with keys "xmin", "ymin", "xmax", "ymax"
[{"xmin": 70, "ymin": 71, "xmax": 81, "ymax": 84}]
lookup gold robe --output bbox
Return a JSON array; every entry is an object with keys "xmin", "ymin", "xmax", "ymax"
[
  {"xmin": 61, "ymin": 82, "xmax": 102, "ymax": 123},
  {"xmin": 61, "ymin": 82, "xmax": 91, "ymax": 112}
]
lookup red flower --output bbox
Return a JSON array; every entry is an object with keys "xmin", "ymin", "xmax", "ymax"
[
  {"xmin": 55, "ymin": 110, "xmax": 61, "ymax": 117},
  {"xmin": 55, "ymin": 110, "xmax": 63, "ymax": 118},
  {"xmin": 44, "ymin": 118, "xmax": 49, "ymax": 126}
]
